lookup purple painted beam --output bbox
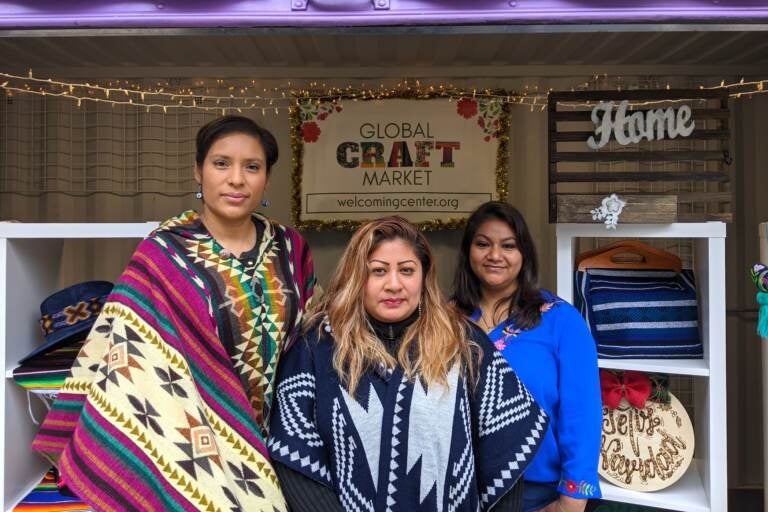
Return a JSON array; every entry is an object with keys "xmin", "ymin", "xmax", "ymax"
[{"xmin": 1, "ymin": 1, "xmax": 768, "ymax": 28}]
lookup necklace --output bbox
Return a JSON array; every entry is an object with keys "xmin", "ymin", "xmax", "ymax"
[
  {"xmin": 477, "ymin": 313, "xmax": 497, "ymax": 333},
  {"xmin": 477, "ymin": 299, "xmax": 514, "ymax": 333}
]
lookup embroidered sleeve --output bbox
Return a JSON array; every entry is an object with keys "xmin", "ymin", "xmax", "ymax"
[
  {"xmin": 555, "ymin": 304, "xmax": 602, "ymax": 499},
  {"xmin": 268, "ymin": 333, "xmax": 333, "ymax": 488},
  {"xmin": 469, "ymin": 328, "xmax": 550, "ymax": 511}
]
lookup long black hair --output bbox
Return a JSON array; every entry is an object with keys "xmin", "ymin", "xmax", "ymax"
[{"xmin": 453, "ymin": 201, "xmax": 545, "ymax": 330}]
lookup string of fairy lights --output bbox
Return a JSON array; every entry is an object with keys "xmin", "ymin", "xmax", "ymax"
[{"xmin": 3, "ymin": 70, "xmax": 768, "ymax": 115}]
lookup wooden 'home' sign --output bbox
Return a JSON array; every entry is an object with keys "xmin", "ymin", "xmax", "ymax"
[{"xmin": 548, "ymin": 89, "xmax": 731, "ymax": 224}]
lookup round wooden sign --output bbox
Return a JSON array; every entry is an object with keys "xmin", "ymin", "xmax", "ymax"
[{"xmin": 599, "ymin": 392, "xmax": 694, "ymax": 491}]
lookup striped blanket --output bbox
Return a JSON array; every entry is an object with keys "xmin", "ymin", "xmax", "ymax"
[
  {"xmin": 13, "ymin": 344, "xmax": 83, "ymax": 395},
  {"xmin": 32, "ymin": 210, "xmax": 315, "ymax": 511},
  {"xmin": 13, "ymin": 468, "xmax": 90, "ymax": 511},
  {"xmin": 574, "ymin": 268, "xmax": 702, "ymax": 359}
]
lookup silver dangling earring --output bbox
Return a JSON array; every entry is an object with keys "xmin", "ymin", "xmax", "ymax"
[
  {"xmin": 418, "ymin": 302, "xmax": 422, "ymax": 316},
  {"xmin": 195, "ymin": 189, "xmax": 203, "ymax": 200},
  {"xmin": 261, "ymin": 198, "xmax": 271, "ymax": 207}
]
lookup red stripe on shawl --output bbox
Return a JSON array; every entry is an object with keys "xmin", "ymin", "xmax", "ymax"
[
  {"xmin": 109, "ymin": 274, "xmax": 186, "ymax": 354},
  {"xmin": 32, "ymin": 393, "xmax": 86, "ymax": 458},
  {"xmin": 128, "ymin": 241, "xmax": 271, "ymax": 456},
  {"xmin": 59, "ymin": 409, "xmax": 167, "ymax": 511},
  {"xmin": 73, "ymin": 401, "xmax": 197, "ymax": 511},
  {"xmin": 133, "ymin": 250, "xmax": 247, "ymax": 390},
  {"xmin": 14, "ymin": 504, "xmax": 88, "ymax": 512},
  {"xmin": 286, "ymin": 228, "xmax": 315, "ymax": 308},
  {"xmin": 58, "ymin": 449, "xmax": 126, "ymax": 512}
]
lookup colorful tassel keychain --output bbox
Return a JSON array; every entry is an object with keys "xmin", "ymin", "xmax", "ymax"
[{"xmin": 751, "ymin": 263, "xmax": 768, "ymax": 338}]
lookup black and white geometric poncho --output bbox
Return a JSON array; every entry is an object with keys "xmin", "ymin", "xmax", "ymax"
[{"xmin": 268, "ymin": 322, "xmax": 549, "ymax": 512}]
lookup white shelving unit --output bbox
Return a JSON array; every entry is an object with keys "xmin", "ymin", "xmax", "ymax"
[
  {"xmin": 0, "ymin": 222, "xmax": 157, "ymax": 511},
  {"xmin": 556, "ymin": 222, "xmax": 727, "ymax": 512}
]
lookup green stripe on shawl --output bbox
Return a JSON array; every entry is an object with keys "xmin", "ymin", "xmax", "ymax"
[{"xmin": 81, "ymin": 411, "xmax": 189, "ymax": 512}]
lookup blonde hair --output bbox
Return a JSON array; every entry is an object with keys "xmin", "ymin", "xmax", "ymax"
[{"xmin": 309, "ymin": 216, "xmax": 479, "ymax": 397}]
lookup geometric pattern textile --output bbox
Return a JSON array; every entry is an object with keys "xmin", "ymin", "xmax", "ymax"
[
  {"xmin": 13, "ymin": 468, "xmax": 91, "ymax": 511},
  {"xmin": 268, "ymin": 322, "xmax": 548, "ymax": 512},
  {"xmin": 574, "ymin": 268, "xmax": 702, "ymax": 359},
  {"xmin": 32, "ymin": 210, "xmax": 316, "ymax": 512}
]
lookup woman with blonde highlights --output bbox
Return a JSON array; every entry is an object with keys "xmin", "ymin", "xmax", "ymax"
[{"xmin": 269, "ymin": 216, "xmax": 548, "ymax": 512}]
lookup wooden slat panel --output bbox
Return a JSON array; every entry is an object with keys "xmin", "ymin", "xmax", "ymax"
[
  {"xmin": 552, "ymin": 151, "xmax": 727, "ymax": 162},
  {"xmin": 549, "ymin": 89, "xmax": 727, "ymax": 102},
  {"xmin": 677, "ymin": 212, "xmax": 733, "ymax": 222},
  {"xmin": 551, "ymin": 129, "xmax": 730, "ymax": 143},
  {"xmin": 551, "ymin": 109, "xmax": 729, "ymax": 122},
  {"xmin": 547, "ymin": 89, "xmax": 731, "ymax": 224},
  {"xmin": 552, "ymin": 171, "xmax": 730, "ymax": 182},
  {"xmin": 556, "ymin": 194, "xmax": 678, "ymax": 223},
  {"xmin": 548, "ymin": 94, "xmax": 558, "ymax": 223},
  {"xmin": 677, "ymin": 192, "xmax": 732, "ymax": 202}
]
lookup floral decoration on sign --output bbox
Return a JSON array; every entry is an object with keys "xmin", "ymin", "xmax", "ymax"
[
  {"xmin": 297, "ymin": 100, "xmax": 343, "ymax": 143},
  {"xmin": 591, "ymin": 193, "xmax": 626, "ymax": 229},
  {"xmin": 455, "ymin": 98, "xmax": 504, "ymax": 142}
]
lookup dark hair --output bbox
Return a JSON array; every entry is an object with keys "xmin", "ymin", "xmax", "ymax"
[
  {"xmin": 453, "ymin": 201, "xmax": 545, "ymax": 330},
  {"xmin": 195, "ymin": 115, "xmax": 279, "ymax": 175}
]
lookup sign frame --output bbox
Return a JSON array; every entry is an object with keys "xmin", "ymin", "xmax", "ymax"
[{"xmin": 290, "ymin": 89, "xmax": 511, "ymax": 231}]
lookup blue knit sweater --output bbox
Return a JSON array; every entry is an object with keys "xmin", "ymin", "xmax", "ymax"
[{"xmin": 471, "ymin": 292, "xmax": 602, "ymax": 500}]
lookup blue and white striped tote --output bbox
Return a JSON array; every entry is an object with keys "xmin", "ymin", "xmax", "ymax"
[{"xmin": 573, "ymin": 268, "xmax": 702, "ymax": 359}]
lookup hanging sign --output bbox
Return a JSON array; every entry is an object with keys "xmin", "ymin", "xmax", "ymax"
[
  {"xmin": 587, "ymin": 100, "xmax": 695, "ymax": 149},
  {"xmin": 291, "ymin": 94, "xmax": 510, "ymax": 229},
  {"xmin": 599, "ymin": 392, "xmax": 695, "ymax": 492},
  {"xmin": 547, "ymin": 89, "xmax": 731, "ymax": 223}
]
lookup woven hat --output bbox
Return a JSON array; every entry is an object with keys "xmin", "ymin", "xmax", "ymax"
[{"xmin": 19, "ymin": 281, "xmax": 113, "ymax": 364}]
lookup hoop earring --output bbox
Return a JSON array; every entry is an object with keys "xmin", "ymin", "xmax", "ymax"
[
  {"xmin": 260, "ymin": 198, "xmax": 271, "ymax": 207},
  {"xmin": 195, "ymin": 189, "xmax": 203, "ymax": 200}
]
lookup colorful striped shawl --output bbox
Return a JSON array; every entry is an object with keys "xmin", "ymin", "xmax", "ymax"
[
  {"xmin": 32, "ymin": 210, "xmax": 315, "ymax": 512},
  {"xmin": 13, "ymin": 468, "xmax": 90, "ymax": 512}
]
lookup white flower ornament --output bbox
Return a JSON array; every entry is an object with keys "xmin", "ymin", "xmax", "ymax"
[{"xmin": 590, "ymin": 193, "xmax": 626, "ymax": 229}]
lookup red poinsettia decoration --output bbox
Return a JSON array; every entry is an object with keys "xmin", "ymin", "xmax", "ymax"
[
  {"xmin": 302, "ymin": 121, "xmax": 321, "ymax": 143},
  {"xmin": 456, "ymin": 98, "xmax": 478, "ymax": 119}
]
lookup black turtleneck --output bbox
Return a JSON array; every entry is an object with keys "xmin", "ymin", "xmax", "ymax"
[{"xmin": 367, "ymin": 308, "xmax": 420, "ymax": 357}]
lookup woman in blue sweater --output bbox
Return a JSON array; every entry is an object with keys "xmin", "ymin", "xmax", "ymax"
[{"xmin": 453, "ymin": 201, "xmax": 602, "ymax": 512}]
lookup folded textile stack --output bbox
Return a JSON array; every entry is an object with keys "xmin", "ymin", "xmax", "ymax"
[
  {"xmin": 12, "ymin": 343, "xmax": 83, "ymax": 395},
  {"xmin": 12, "ymin": 468, "xmax": 90, "ymax": 511},
  {"xmin": 575, "ymin": 268, "xmax": 702, "ymax": 359},
  {"xmin": 573, "ymin": 241, "xmax": 702, "ymax": 359}
]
